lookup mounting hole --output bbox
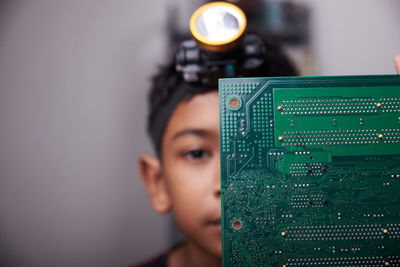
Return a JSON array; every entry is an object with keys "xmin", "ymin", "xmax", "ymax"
[
  {"xmin": 227, "ymin": 95, "xmax": 242, "ymax": 111},
  {"xmin": 231, "ymin": 218, "xmax": 243, "ymax": 231}
]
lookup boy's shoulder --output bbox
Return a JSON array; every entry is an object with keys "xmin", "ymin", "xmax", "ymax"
[
  {"xmin": 130, "ymin": 251, "xmax": 168, "ymax": 267},
  {"xmin": 130, "ymin": 243, "xmax": 183, "ymax": 267}
]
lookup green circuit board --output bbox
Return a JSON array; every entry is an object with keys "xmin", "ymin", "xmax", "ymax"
[{"xmin": 219, "ymin": 75, "xmax": 400, "ymax": 267}]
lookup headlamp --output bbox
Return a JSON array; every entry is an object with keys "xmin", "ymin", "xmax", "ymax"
[
  {"xmin": 189, "ymin": 1, "xmax": 246, "ymax": 52},
  {"xmin": 175, "ymin": 1, "xmax": 266, "ymax": 85}
]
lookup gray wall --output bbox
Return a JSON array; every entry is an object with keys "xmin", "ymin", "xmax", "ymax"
[
  {"xmin": 0, "ymin": 1, "xmax": 399, "ymax": 267},
  {"xmin": 0, "ymin": 1, "xmax": 169, "ymax": 267},
  {"xmin": 299, "ymin": 0, "xmax": 400, "ymax": 75}
]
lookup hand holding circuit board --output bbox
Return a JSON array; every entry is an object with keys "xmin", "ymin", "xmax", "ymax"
[{"xmin": 395, "ymin": 54, "xmax": 400, "ymax": 74}]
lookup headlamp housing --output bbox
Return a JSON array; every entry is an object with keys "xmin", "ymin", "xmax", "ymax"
[{"xmin": 175, "ymin": 2, "xmax": 266, "ymax": 86}]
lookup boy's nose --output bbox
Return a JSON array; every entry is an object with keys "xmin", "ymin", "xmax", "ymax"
[{"xmin": 213, "ymin": 155, "xmax": 221, "ymax": 197}]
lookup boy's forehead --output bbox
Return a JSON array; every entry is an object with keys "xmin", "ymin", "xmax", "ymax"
[{"xmin": 164, "ymin": 91, "xmax": 219, "ymax": 139}]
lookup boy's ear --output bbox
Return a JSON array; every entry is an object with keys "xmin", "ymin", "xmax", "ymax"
[{"xmin": 138, "ymin": 154, "xmax": 171, "ymax": 214}]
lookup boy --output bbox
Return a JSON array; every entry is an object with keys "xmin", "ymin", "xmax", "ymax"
[{"xmin": 136, "ymin": 37, "xmax": 297, "ymax": 267}]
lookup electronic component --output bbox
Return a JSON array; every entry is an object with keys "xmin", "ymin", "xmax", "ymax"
[{"xmin": 220, "ymin": 75, "xmax": 400, "ymax": 266}]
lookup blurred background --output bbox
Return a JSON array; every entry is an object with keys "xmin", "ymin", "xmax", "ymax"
[{"xmin": 0, "ymin": 0, "xmax": 399, "ymax": 266}]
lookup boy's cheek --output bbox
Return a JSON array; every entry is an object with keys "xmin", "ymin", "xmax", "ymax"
[{"xmin": 167, "ymin": 179, "xmax": 202, "ymax": 204}]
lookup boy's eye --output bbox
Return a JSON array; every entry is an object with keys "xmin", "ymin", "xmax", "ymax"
[{"xmin": 184, "ymin": 149, "xmax": 209, "ymax": 160}]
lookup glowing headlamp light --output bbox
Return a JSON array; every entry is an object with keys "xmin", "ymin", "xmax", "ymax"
[
  {"xmin": 175, "ymin": 2, "xmax": 266, "ymax": 85},
  {"xmin": 190, "ymin": 1, "xmax": 247, "ymax": 52}
]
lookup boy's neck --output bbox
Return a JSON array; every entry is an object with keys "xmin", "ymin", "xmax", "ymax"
[{"xmin": 168, "ymin": 241, "xmax": 221, "ymax": 267}]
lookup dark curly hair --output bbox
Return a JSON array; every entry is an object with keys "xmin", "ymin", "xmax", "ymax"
[{"xmin": 148, "ymin": 36, "xmax": 298, "ymax": 156}]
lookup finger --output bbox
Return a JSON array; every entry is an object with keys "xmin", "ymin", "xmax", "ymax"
[{"xmin": 395, "ymin": 54, "xmax": 400, "ymax": 74}]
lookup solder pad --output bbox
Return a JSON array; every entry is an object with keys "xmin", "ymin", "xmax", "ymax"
[{"xmin": 219, "ymin": 75, "xmax": 400, "ymax": 267}]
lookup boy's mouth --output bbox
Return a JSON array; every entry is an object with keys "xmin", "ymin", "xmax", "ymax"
[
  {"xmin": 205, "ymin": 217, "xmax": 222, "ymax": 234},
  {"xmin": 208, "ymin": 218, "xmax": 221, "ymax": 225},
  {"xmin": 206, "ymin": 218, "xmax": 222, "ymax": 231}
]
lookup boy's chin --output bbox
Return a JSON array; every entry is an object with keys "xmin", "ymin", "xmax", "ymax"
[
  {"xmin": 193, "ymin": 233, "xmax": 222, "ymax": 259},
  {"xmin": 206, "ymin": 236, "xmax": 222, "ymax": 259}
]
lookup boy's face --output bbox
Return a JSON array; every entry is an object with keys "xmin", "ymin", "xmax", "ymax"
[
  {"xmin": 139, "ymin": 91, "xmax": 221, "ymax": 257},
  {"xmin": 161, "ymin": 91, "xmax": 221, "ymax": 256}
]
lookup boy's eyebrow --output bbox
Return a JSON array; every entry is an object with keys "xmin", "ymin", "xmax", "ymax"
[{"xmin": 172, "ymin": 128, "xmax": 214, "ymax": 140}]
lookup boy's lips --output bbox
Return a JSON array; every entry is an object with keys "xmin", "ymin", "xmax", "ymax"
[
  {"xmin": 206, "ymin": 218, "xmax": 222, "ymax": 233},
  {"xmin": 206, "ymin": 218, "xmax": 221, "ymax": 227}
]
